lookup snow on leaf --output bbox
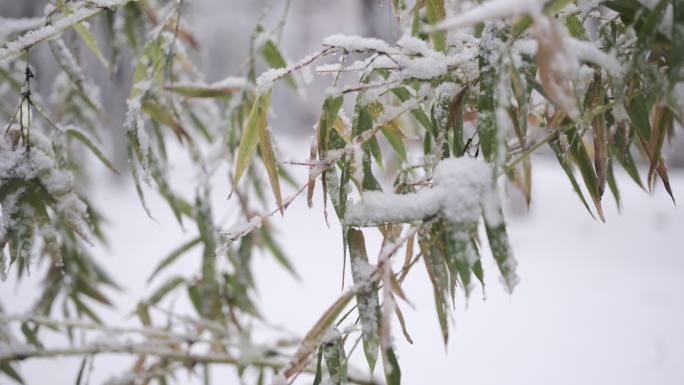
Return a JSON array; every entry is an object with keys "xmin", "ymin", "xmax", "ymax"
[
  {"xmin": 427, "ymin": 0, "xmax": 546, "ymax": 32},
  {"xmin": 347, "ymin": 228, "xmax": 380, "ymax": 372}
]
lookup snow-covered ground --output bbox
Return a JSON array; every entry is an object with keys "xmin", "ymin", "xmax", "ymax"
[{"xmin": 2, "ymin": 131, "xmax": 683, "ymax": 384}]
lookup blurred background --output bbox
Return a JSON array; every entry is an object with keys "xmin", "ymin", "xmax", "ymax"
[{"xmin": 1, "ymin": 1, "xmax": 683, "ymax": 384}]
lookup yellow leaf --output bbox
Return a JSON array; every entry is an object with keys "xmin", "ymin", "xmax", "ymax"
[
  {"xmin": 233, "ymin": 92, "xmax": 271, "ymax": 187},
  {"xmin": 141, "ymin": 100, "xmax": 189, "ymax": 142},
  {"xmin": 257, "ymin": 114, "xmax": 283, "ymax": 212}
]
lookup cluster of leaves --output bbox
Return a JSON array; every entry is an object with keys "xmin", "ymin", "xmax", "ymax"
[{"xmin": 0, "ymin": 0, "xmax": 682, "ymax": 385}]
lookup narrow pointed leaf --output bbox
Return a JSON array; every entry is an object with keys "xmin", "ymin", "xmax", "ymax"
[
  {"xmin": 234, "ymin": 92, "xmax": 271, "ymax": 187},
  {"xmin": 65, "ymin": 128, "xmax": 119, "ymax": 174},
  {"xmin": 347, "ymin": 228, "xmax": 380, "ymax": 372},
  {"xmin": 147, "ymin": 237, "xmax": 201, "ymax": 283}
]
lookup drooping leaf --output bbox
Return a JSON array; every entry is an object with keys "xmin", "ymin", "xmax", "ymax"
[
  {"xmin": 312, "ymin": 347, "xmax": 324, "ymax": 385},
  {"xmin": 565, "ymin": 127, "xmax": 605, "ymax": 221},
  {"xmin": 549, "ymin": 139, "xmax": 596, "ymax": 219},
  {"xmin": 141, "ymin": 100, "xmax": 189, "ymax": 142},
  {"xmin": 425, "ymin": 0, "xmax": 446, "ymax": 51},
  {"xmin": 323, "ymin": 332, "xmax": 347, "ymax": 385},
  {"xmin": 233, "ymin": 91, "xmax": 272, "ymax": 188},
  {"xmin": 147, "ymin": 275, "xmax": 185, "ymax": 305},
  {"xmin": 257, "ymin": 116, "xmax": 283, "ymax": 212},
  {"xmin": 347, "ymin": 228, "xmax": 380, "ymax": 372},
  {"xmin": 381, "ymin": 345, "xmax": 401, "ymax": 385},
  {"xmin": 482, "ymin": 188, "xmax": 518, "ymax": 293},
  {"xmin": 73, "ymin": 22, "xmax": 109, "ymax": 70},
  {"xmin": 0, "ymin": 362, "xmax": 24, "ymax": 384},
  {"xmin": 256, "ymin": 25, "xmax": 296, "ymax": 89},
  {"xmin": 64, "ymin": 128, "xmax": 119, "ymax": 174},
  {"xmin": 147, "ymin": 237, "xmax": 201, "ymax": 283},
  {"xmin": 283, "ymin": 291, "xmax": 354, "ymax": 379},
  {"xmin": 259, "ymin": 227, "xmax": 298, "ymax": 277}
]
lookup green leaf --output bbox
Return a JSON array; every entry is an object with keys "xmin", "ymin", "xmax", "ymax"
[
  {"xmin": 187, "ymin": 283, "xmax": 203, "ymax": 315},
  {"xmin": 65, "ymin": 128, "xmax": 119, "ymax": 174},
  {"xmin": 234, "ymin": 92, "xmax": 271, "ymax": 188},
  {"xmin": 565, "ymin": 127, "xmax": 605, "ymax": 221},
  {"xmin": 323, "ymin": 333, "xmax": 347, "ymax": 385},
  {"xmin": 0, "ymin": 362, "xmax": 24, "ymax": 384},
  {"xmin": 21, "ymin": 322, "xmax": 43, "ymax": 348},
  {"xmin": 259, "ymin": 228, "xmax": 298, "ymax": 277},
  {"xmin": 347, "ymin": 228, "xmax": 380, "ymax": 372},
  {"xmin": 74, "ymin": 355, "xmax": 89, "ymax": 385},
  {"xmin": 482, "ymin": 191, "xmax": 518, "ymax": 293},
  {"xmin": 606, "ymin": 158, "xmax": 621, "ymax": 210},
  {"xmin": 164, "ymin": 83, "xmax": 247, "ymax": 98},
  {"xmin": 565, "ymin": 15, "xmax": 588, "ymax": 40},
  {"xmin": 425, "ymin": 0, "xmax": 446, "ymax": 51},
  {"xmin": 147, "ymin": 237, "xmax": 201, "ymax": 283},
  {"xmin": 625, "ymin": 95, "xmax": 652, "ymax": 142},
  {"xmin": 380, "ymin": 125, "xmax": 407, "ymax": 161},
  {"xmin": 477, "ymin": 29, "xmax": 497, "ymax": 162},
  {"xmin": 75, "ymin": 277, "xmax": 112, "ymax": 306},
  {"xmin": 312, "ymin": 347, "xmax": 324, "ymax": 385},
  {"xmin": 549, "ymin": 139, "xmax": 596, "ymax": 220},
  {"xmin": 318, "ymin": 96, "xmax": 344, "ymax": 157},
  {"xmin": 257, "ymin": 26, "xmax": 296, "ymax": 89},
  {"xmin": 381, "ymin": 345, "xmax": 401, "ymax": 385},
  {"xmin": 440, "ymin": 222, "xmax": 475, "ymax": 298},
  {"xmin": 420, "ymin": 237, "xmax": 449, "ymax": 345},
  {"xmin": 73, "ymin": 22, "xmax": 109, "ymax": 70},
  {"xmin": 511, "ymin": 0, "xmax": 571, "ymax": 37},
  {"xmin": 71, "ymin": 295, "xmax": 102, "ymax": 324},
  {"xmin": 147, "ymin": 275, "xmax": 185, "ymax": 305}
]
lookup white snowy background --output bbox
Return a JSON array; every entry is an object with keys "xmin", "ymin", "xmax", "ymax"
[{"xmin": 1, "ymin": 1, "xmax": 684, "ymax": 384}]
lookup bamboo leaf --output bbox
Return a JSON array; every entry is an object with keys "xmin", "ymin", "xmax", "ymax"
[
  {"xmin": 20, "ymin": 322, "xmax": 43, "ymax": 348},
  {"xmin": 440, "ymin": 222, "xmax": 475, "ymax": 297},
  {"xmin": 482, "ymin": 190, "xmax": 518, "ymax": 293},
  {"xmin": 511, "ymin": 0, "xmax": 571, "ymax": 37},
  {"xmin": 256, "ymin": 25, "xmax": 296, "ymax": 89},
  {"xmin": 606, "ymin": 158, "xmax": 621, "ymax": 210},
  {"xmin": 425, "ymin": 0, "xmax": 446, "ymax": 51},
  {"xmin": 73, "ymin": 22, "xmax": 109, "ymax": 70},
  {"xmin": 259, "ymin": 228, "xmax": 298, "ymax": 277},
  {"xmin": 420, "ymin": 237, "xmax": 449, "ymax": 346},
  {"xmin": 164, "ymin": 83, "xmax": 248, "ymax": 98},
  {"xmin": 549, "ymin": 139, "xmax": 596, "ymax": 219},
  {"xmin": 234, "ymin": 92, "xmax": 271, "ymax": 188},
  {"xmin": 65, "ymin": 128, "xmax": 119, "ymax": 174},
  {"xmin": 565, "ymin": 128, "xmax": 605, "ymax": 221},
  {"xmin": 257, "ymin": 116, "xmax": 283, "ymax": 212},
  {"xmin": 323, "ymin": 333, "xmax": 347, "ymax": 385},
  {"xmin": 381, "ymin": 345, "xmax": 401, "ymax": 385},
  {"xmin": 312, "ymin": 347, "xmax": 324, "ymax": 385},
  {"xmin": 588, "ymin": 72, "xmax": 607, "ymax": 197},
  {"xmin": 610, "ymin": 124, "xmax": 644, "ymax": 189},
  {"xmin": 140, "ymin": 100, "xmax": 189, "ymax": 142},
  {"xmin": 147, "ymin": 237, "xmax": 201, "ymax": 283},
  {"xmin": 71, "ymin": 295, "xmax": 102, "ymax": 324},
  {"xmin": 283, "ymin": 291, "xmax": 354, "ymax": 378},
  {"xmin": 74, "ymin": 355, "xmax": 88, "ymax": 385},
  {"xmin": 478, "ymin": 28, "xmax": 497, "ymax": 162},
  {"xmin": 147, "ymin": 275, "xmax": 185, "ymax": 305},
  {"xmin": 0, "ymin": 362, "xmax": 24, "ymax": 384},
  {"xmin": 565, "ymin": 15, "xmax": 588, "ymax": 40},
  {"xmin": 347, "ymin": 228, "xmax": 380, "ymax": 372}
]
